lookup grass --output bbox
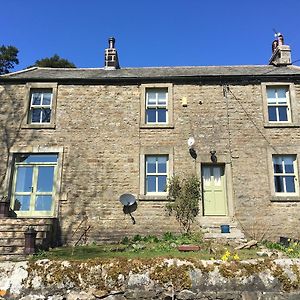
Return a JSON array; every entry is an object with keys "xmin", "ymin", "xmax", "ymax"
[{"xmin": 33, "ymin": 232, "xmax": 261, "ymax": 261}]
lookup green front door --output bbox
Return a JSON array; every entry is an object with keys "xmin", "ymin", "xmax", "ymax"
[
  {"xmin": 10, "ymin": 154, "xmax": 58, "ymax": 217},
  {"xmin": 202, "ymin": 165, "xmax": 227, "ymax": 216}
]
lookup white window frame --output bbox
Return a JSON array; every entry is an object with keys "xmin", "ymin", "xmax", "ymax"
[
  {"xmin": 145, "ymin": 155, "xmax": 168, "ymax": 195},
  {"xmin": 29, "ymin": 89, "xmax": 53, "ymax": 124},
  {"xmin": 261, "ymin": 82, "xmax": 299, "ymax": 127},
  {"xmin": 266, "ymin": 86, "xmax": 291, "ymax": 123},
  {"xmin": 145, "ymin": 89, "xmax": 168, "ymax": 124},
  {"xmin": 22, "ymin": 82, "xmax": 58, "ymax": 129},
  {"xmin": 139, "ymin": 146, "xmax": 173, "ymax": 200},
  {"xmin": 272, "ymin": 155, "xmax": 298, "ymax": 196},
  {"xmin": 140, "ymin": 83, "xmax": 174, "ymax": 128}
]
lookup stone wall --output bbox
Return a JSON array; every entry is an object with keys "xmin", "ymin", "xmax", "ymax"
[
  {"xmin": 1, "ymin": 80, "xmax": 300, "ymax": 243},
  {"xmin": 1, "ymin": 258, "xmax": 300, "ymax": 299}
]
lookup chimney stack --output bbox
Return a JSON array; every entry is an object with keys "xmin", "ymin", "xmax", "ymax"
[
  {"xmin": 269, "ymin": 33, "xmax": 291, "ymax": 66},
  {"xmin": 104, "ymin": 37, "xmax": 120, "ymax": 69}
]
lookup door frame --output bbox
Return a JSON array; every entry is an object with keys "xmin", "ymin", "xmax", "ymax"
[
  {"xmin": 196, "ymin": 154, "xmax": 234, "ymax": 219},
  {"xmin": 201, "ymin": 163, "xmax": 228, "ymax": 216}
]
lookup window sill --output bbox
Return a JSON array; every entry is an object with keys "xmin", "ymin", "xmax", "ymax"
[
  {"xmin": 138, "ymin": 194, "xmax": 168, "ymax": 201},
  {"xmin": 21, "ymin": 123, "xmax": 56, "ymax": 129},
  {"xmin": 271, "ymin": 196, "xmax": 300, "ymax": 202},
  {"xmin": 264, "ymin": 123, "xmax": 300, "ymax": 128},
  {"xmin": 140, "ymin": 124, "xmax": 174, "ymax": 129}
]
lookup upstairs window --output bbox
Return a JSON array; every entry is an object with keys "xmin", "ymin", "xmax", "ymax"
[
  {"xmin": 146, "ymin": 88, "xmax": 168, "ymax": 124},
  {"xmin": 28, "ymin": 89, "xmax": 53, "ymax": 124},
  {"xmin": 22, "ymin": 83, "xmax": 58, "ymax": 129},
  {"xmin": 145, "ymin": 155, "xmax": 168, "ymax": 194},
  {"xmin": 267, "ymin": 86, "xmax": 290, "ymax": 122},
  {"xmin": 272, "ymin": 155, "xmax": 298, "ymax": 194}
]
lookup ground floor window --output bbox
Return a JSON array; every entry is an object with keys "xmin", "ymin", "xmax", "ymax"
[
  {"xmin": 272, "ymin": 155, "xmax": 298, "ymax": 194},
  {"xmin": 145, "ymin": 155, "xmax": 168, "ymax": 194},
  {"xmin": 10, "ymin": 154, "xmax": 58, "ymax": 216}
]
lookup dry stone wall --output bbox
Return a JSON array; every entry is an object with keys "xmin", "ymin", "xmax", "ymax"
[{"xmin": 1, "ymin": 259, "xmax": 300, "ymax": 299}]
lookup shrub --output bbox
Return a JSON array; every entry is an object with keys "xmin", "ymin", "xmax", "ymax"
[{"xmin": 166, "ymin": 175, "xmax": 201, "ymax": 233}]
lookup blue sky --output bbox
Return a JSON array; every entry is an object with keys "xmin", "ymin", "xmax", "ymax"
[{"xmin": 2, "ymin": 0, "xmax": 300, "ymax": 71}]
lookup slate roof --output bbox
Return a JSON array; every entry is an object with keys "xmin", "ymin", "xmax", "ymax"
[{"xmin": 1, "ymin": 65, "xmax": 300, "ymax": 82}]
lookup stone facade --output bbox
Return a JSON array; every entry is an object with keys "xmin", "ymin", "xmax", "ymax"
[{"xmin": 1, "ymin": 38, "xmax": 300, "ymax": 246}]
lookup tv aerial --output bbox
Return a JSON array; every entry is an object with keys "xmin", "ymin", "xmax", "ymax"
[{"xmin": 119, "ymin": 193, "xmax": 137, "ymax": 224}]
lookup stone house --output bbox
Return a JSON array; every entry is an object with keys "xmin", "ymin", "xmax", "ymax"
[{"xmin": 1, "ymin": 35, "xmax": 300, "ymax": 256}]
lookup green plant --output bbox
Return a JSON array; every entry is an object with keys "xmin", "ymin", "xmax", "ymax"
[{"xmin": 166, "ymin": 175, "xmax": 201, "ymax": 233}]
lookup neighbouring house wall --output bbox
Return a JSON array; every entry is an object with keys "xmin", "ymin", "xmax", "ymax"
[{"xmin": 1, "ymin": 80, "xmax": 300, "ymax": 243}]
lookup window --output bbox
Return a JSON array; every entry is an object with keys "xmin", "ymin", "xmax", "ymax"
[
  {"xmin": 140, "ymin": 83, "xmax": 173, "ymax": 128},
  {"xmin": 146, "ymin": 89, "xmax": 168, "ymax": 124},
  {"xmin": 28, "ymin": 89, "xmax": 52, "ymax": 124},
  {"xmin": 10, "ymin": 154, "xmax": 58, "ymax": 216},
  {"xmin": 272, "ymin": 155, "xmax": 298, "ymax": 194},
  {"xmin": 261, "ymin": 83, "xmax": 299, "ymax": 127},
  {"xmin": 145, "ymin": 155, "xmax": 168, "ymax": 194},
  {"xmin": 139, "ymin": 146, "xmax": 173, "ymax": 200},
  {"xmin": 22, "ymin": 83, "xmax": 58, "ymax": 129},
  {"xmin": 267, "ymin": 86, "xmax": 290, "ymax": 122}
]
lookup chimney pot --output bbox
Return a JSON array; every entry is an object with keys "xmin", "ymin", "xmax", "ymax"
[{"xmin": 108, "ymin": 37, "xmax": 115, "ymax": 49}]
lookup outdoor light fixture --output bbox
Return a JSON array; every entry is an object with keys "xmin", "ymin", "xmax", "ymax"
[{"xmin": 210, "ymin": 150, "xmax": 217, "ymax": 163}]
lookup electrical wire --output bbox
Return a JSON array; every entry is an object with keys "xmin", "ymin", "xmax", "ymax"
[{"xmin": 226, "ymin": 86, "xmax": 278, "ymax": 153}]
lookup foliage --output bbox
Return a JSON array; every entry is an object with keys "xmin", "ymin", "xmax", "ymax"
[
  {"xmin": 31, "ymin": 232, "xmax": 260, "ymax": 261},
  {"xmin": 166, "ymin": 175, "xmax": 201, "ymax": 233},
  {"xmin": 0, "ymin": 45, "xmax": 19, "ymax": 74},
  {"xmin": 31, "ymin": 54, "xmax": 76, "ymax": 68},
  {"xmin": 265, "ymin": 240, "xmax": 300, "ymax": 258}
]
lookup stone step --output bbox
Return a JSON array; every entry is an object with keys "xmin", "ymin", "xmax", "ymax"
[
  {"xmin": 0, "ymin": 253, "xmax": 28, "ymax": 261},
  {"xmin": 0, "ymin": 246, "xmax": 24, "ymax": 254},
  {"xmin": 0, "ymin": 218, "xmax": 54, "ymax": 225},
  {"xmin": 0, "ymin": 237, "xmax": 46, "ymax": 245},
  {"xmin": 0, "ymin": 224, "xmax": 52, "ymax": 231},
  {"xmin": 0, "ymin": 231, "xmax": 48, "ymax": 239}
]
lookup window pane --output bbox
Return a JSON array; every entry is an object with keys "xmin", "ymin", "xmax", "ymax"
[
  {"xmin": 157, "ymin": 109, "xmax": 167, "ymax": 123},
  {"xmin": 268, "ymin": 107, "xmax": 277, "ymax": 121},
  {"xmin": 42, "ymin": 108, "xmax": 51, "ymax": 123},
  {"xmin": 14, "ymin": 195, "xmax": 31, "ymax": 211},
  {"xmin": 278, "ymin": 106, "xmax": 288, "ymax": 121},
  {"xmin": 285, "ymin": 176, "xmax": 295, "ymax": 193},
  {"xmin": 213, "ymin": 167, "xmax": 221, "ymax": 186},
  {"xmin": 146, "ymin": 176, "xmax": 156, "ymax": 193},
  {"xmin": 146, "ymin": 157, "xmax": 156, "ymax": 173},
  {"xmin": 157, "ymin": 91, "xmax": 167, "ymax": 105},
  {"xmin": 42, "ymin": 93, "xmax": 52, "ymax": 105},
  {"xmin": 277, "ymin": 88, "xmax": 288, "ymax": 100},
  {"xmin": 273, "ymin": 157, "xmax": 283, "ymax": 173},
  {"xmin": 274, "ymin": 176, "xmax": 284, "ymax": 192},
  {"xmin": 146, "ymin": 109, "xmax": 157, "ymax": 123},
  {"xmin": 32, "ymin": 93, "xmax": 41, "ymax": 105},
  {"xmin": 31, "ymin": 109, "xmax": 42, "ymax": 123},
  {"xmin": 157, "ymin": 156, "xmax": 167, "ymax": 173},
  {"xmin": 35, "ymin": 195, "xmax": 52, "ymax": 211},
  {"xmin": 147, "ymin": 92, "xmax": 157, "ymax": 105},
  {"xmin": 267, "ymin": 88, "xmax": 276, "ymax": 100},
  {"xmin": 37, "ymin": 166, "xmax": 54, "ymax": 192},
  {"xmin": 284, "ymin": 157, "xmax": 294, "ymax": 173},
  {"xmin": 158, "ymin": 175, "xmax": 167, "ymax": 192},
  {"xmin": 16, "ymin": 167, "xmax": 33, "ymax": 192},
  {"xmin": 19, "ymin": 154, "xmax": 58, "ymax": 163}
]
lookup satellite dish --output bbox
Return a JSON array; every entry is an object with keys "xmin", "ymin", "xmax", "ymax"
[
  {"xmin": 119, "ymin": 193, "xmax": 136, "ymax": 206},
  {"xmin": 187, "ymin": 137, "xmax": 195, "ymax": 148}
]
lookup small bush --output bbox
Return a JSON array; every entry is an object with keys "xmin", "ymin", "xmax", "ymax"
[{"xmin": 166, "ymin": 175, "xmax": 201, "ymax": 233}]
